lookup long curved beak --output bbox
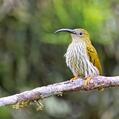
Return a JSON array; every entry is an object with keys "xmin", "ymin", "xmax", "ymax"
[{"xmin": 55, "ymin": 28, "xmax": 76, "ymax": 34}]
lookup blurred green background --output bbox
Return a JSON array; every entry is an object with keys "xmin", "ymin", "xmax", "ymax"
[{"xmin": 0, "ymin": 0, "xmax": 119, "ymax": 119}]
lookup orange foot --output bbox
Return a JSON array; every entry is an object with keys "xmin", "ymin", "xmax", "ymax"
[
  {"xmin": 84, "ymin": 76, "xmax": 92, "ymax": 86},
  {"xmin": 70, "ymin": 76, "xmax": 78, "ymax": 81}
]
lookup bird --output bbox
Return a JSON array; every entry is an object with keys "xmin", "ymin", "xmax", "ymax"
[{"xmin": 55, "ymin": 28, "xmax": 102, "ymax": 84}]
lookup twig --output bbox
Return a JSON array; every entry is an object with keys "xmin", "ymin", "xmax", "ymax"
[{"xmin": 0, "ymin": 76, "xmax": 119, "ymax": 107}]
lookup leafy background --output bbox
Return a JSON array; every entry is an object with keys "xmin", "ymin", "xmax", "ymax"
[{"xmin": 0, "ymin": 0, "xmax": 119, "ymax": 119}]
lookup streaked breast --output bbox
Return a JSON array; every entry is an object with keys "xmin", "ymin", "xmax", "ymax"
[{"xmin": 65, "ymin": 42, "xmax": 99, "ymax": 77}]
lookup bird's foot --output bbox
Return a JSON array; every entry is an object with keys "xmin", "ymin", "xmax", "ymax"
[
  {"xmin": 84, "ymin": 76, "xmax": 92, "ymax": 86},
  {"xmin": 84, "ymin": 76, "xmax": 104, "ymax": 91},
  {"xmin": 70, "ymin": 76, "xmax": 78, "ymax": 81}
]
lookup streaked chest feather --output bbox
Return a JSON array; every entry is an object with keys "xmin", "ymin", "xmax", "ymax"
[{"xmin": 65, "ymin": 42, "xmax": 99, "ymax": 77}]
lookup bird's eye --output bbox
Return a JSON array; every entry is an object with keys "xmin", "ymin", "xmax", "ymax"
[{"xmin": 79, "ymin": 32, "xmax": 83, "ymax": 35}]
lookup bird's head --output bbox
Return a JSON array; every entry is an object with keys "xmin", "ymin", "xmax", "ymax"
[{"xmin": 55, "ymin": 28, "xmax": 91, "ymax": 44}]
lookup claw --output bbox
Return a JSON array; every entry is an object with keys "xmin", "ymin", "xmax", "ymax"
[
  {"xmin": 70, "ymin": 76, "xmax": 78, "ymax": 81},
  {"xmin": 84, "ymin": 76, "xmax": 92, "ymax": 86}
]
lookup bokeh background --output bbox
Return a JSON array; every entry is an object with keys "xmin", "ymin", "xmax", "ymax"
[{"xmin": 0, "ymin": 0, "xmax": 119, "ymax": 119}]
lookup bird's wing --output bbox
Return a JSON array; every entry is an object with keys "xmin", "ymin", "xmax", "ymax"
[{"xmin": 87, "ymin": 44, "xmax": 102, "ymax": 75}]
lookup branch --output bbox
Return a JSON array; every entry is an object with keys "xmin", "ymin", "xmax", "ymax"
[{"xmin": 0, "ymin": 76, "xmax": 119, "ymax": 107}]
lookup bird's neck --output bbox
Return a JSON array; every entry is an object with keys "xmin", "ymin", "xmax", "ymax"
[{"xmin": 71, "ymin": 35, "xmax": 92, "ymax": 45}]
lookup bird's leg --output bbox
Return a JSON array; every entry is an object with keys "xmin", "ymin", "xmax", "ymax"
[{"xmin": 84, "ymin": 76, "xmax": 92, "ymax": 86}]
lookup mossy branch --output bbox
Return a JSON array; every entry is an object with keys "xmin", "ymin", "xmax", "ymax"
[{"xmin": 0, "ymin": 76, "xmax": 119, "ymax": 107}]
